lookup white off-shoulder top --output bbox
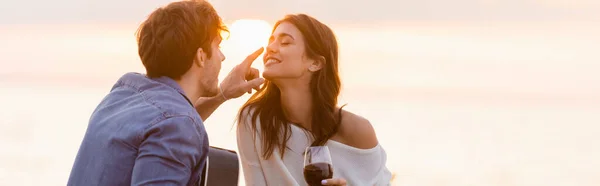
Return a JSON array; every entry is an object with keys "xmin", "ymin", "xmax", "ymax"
[{"xmin": 236, "ymin": 112, "xmax": 392, "ymax": 186}]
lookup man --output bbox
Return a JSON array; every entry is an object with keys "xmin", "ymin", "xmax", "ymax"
[{"xmin": 67, "ymin": 0, "xmax": 264, "ymax": 185}]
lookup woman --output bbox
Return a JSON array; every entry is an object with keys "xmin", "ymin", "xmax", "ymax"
[{"xmin": 236, "ymin": 14, "xmax": 392, "ymax": 186}]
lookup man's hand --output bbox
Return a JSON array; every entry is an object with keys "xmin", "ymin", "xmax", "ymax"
[
  {"xmin": 193, "ymin": 48, "xmax": 265, "ymax": 121},
  {"xmin": 219, "ymin": 47, "xmax": 265, "ymax": 100},
  {"xmin": 321, "ymin": 178, "xmax": 347, "ymax": 186}
]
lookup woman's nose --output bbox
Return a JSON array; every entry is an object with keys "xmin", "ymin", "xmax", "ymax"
[{"xmin": 266, "ymin": 41, "xmax": 278, "ymax": 54}]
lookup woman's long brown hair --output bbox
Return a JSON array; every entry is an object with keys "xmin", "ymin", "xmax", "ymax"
[{"xmin": 237, "ymin": 14, "xmax": 342, "ymax": 159}]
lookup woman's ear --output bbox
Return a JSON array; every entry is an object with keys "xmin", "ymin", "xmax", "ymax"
[
  {"xmin": 308, "ymin": 56, "xmax": 325, "ymax": 72},
  {"xmin": 194, "ymin": 48, "xmax": 206, "ymax": 67}
]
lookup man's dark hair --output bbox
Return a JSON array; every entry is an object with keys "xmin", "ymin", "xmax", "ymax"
[{"xmin": 136, "ymin": 0, "xmax": 228, "ymax": 79}]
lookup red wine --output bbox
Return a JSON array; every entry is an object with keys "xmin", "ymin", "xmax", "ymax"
[{"xmin": 303, "ymin": 162, "xmax": 333, "ymax": 186}]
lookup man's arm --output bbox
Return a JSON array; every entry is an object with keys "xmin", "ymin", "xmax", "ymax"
[
  {"xmin": 131, "ymin": 116, "xmax": 207, "ymax": 186},
  {"xmin": 195, "ymin": 94, "xmax": 226, "ymax": 121}
]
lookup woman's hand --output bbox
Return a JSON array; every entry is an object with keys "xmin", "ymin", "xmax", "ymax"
[{"xmin": 321, "ymin": 178, "xmax": 347, "ymax": 186}]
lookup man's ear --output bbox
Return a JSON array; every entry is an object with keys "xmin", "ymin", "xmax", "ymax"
[
  {"xmin": 194, "ymin": 48, "xmax": 206, "ymax": 67},
  {"xmin": 308, "ymin": 56, "xmax": 325, "ymax": 72}
]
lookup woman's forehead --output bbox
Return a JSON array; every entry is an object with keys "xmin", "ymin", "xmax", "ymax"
[{"xmin": 272, "ymin": 22, "xmax": 302, "ymax": 38}]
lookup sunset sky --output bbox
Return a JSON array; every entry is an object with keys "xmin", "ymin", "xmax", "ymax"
[
  {"xmin": 1, "ymin": 0, "xmax": 599, "ymax": 24},
  {"xmin": 1, "ymin": 1, "xmax": 600, "ymax": 185}
]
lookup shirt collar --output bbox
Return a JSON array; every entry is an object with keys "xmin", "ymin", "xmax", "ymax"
[{"xmin": 152, "ymin": 76, "xmax": 194, "ymax": 107}]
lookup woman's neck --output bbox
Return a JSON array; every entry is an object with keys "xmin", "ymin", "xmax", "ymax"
[{"xmin": 278, "ymin": 81, "xmax": 313, "ymax": 130}]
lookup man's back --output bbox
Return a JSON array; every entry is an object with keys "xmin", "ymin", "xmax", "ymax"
[{"xmin": 68, "ymin": 72, "xmax": 208, "ymax": 186}]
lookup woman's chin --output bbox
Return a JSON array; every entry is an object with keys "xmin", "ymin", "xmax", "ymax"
[{"xmin": 262, "ymin": 71, "xmax": 277, "ymax": 80}]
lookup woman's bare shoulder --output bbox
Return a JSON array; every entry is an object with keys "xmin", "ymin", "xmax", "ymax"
[{"xmin": 335, "ymin": 109, "xmax": 379, "ymax": 149}]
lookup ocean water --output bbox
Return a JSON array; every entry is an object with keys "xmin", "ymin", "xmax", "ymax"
[{"xmin": 1, "ymin": 22, "xmax": 599, "ymax": 186}]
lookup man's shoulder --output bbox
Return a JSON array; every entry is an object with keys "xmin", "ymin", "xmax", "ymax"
[
  {"xmin": 90, "ymin": 73, "xmax": 203, "ymax": 138},
  {"xmin": 111, "ymin": 72, "xmax": 200, "ymax": 122},
  {"xmin": 142, "ymin": 88, "xmax": 195, "ymax": 116}
]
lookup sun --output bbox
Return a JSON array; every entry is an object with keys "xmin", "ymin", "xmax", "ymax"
[
  {"xmin": 226, "ymin": 19, "xmax": 272, "ymax": 53},
  {"xmin": 221, "ymin": 19, "xmax": 272, "ymax": 73},
  {"xmin": 221, "ymin": 19, "xmax": 272, "ymax": 74}
]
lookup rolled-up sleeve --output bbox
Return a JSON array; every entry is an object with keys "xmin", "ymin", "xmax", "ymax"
[{"xmin": 131, "ymin": 116, "xmax": 207, "ymax": 186}]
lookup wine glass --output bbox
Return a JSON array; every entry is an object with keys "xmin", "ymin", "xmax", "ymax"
[{"xmin": 303, "ymin": 146, "xmax": 333, "ymax": 186}]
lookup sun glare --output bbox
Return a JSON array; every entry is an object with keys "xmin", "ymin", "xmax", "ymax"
[
  {"xmin": 226, "ymin": 19, "xmax": 272, "ymax": 52},
  {"xmin": 222, "ymin": 19, "xmax": 272, "ymax": 72}
]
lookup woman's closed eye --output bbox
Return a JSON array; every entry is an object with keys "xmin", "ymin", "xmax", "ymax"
[{"xmin": 280, "ymin": 40, "xmax": 292, "ymax": 46}]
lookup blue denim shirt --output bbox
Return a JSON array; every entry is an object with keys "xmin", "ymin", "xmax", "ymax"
[{"xmin": 68, "ymin": 72, "xmax": 208, "ymax": 186}]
